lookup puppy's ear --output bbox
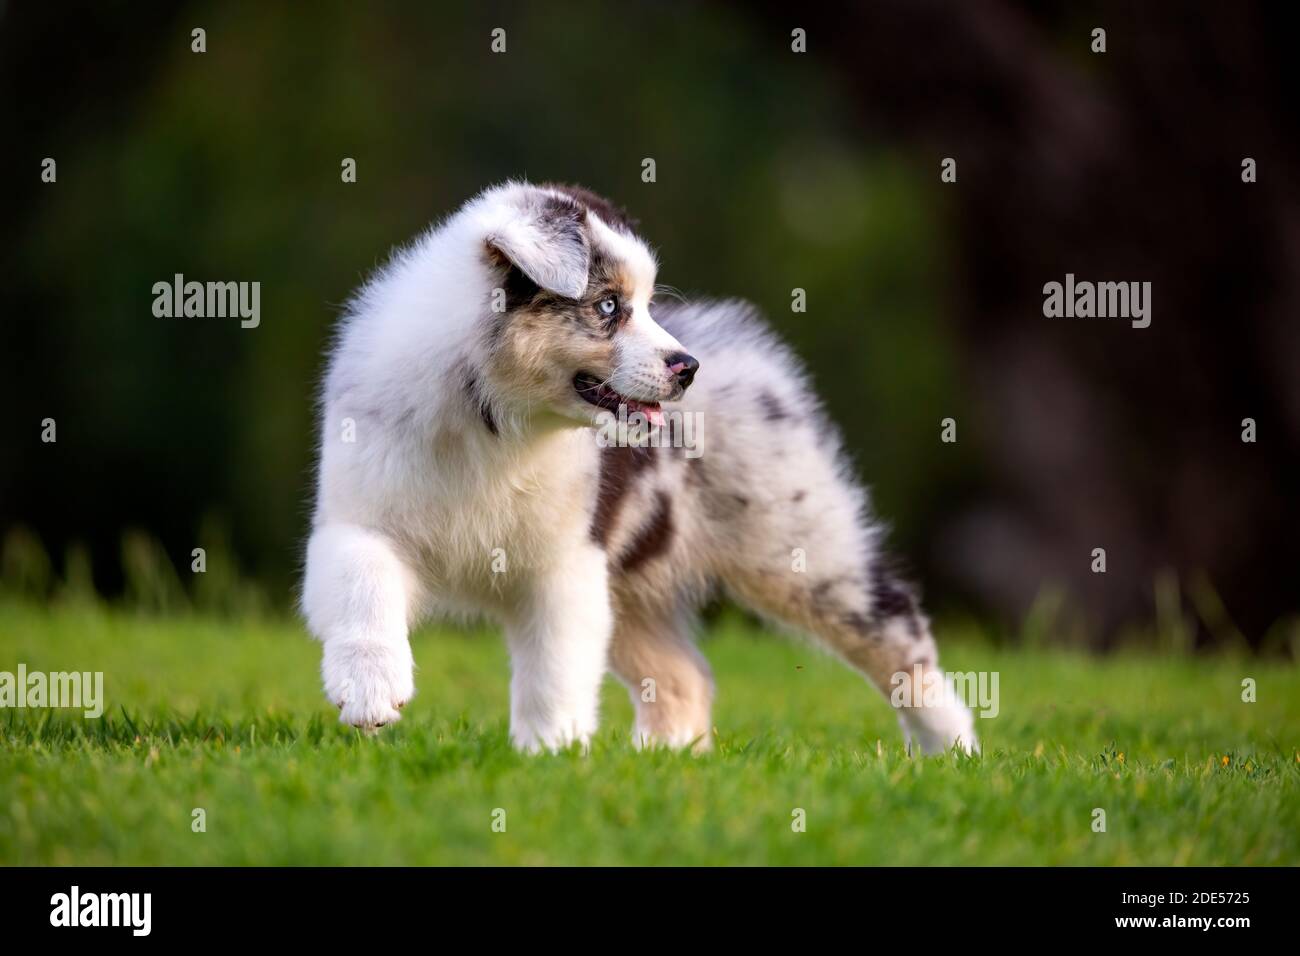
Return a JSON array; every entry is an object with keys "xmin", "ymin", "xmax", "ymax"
[{"xmin": 486, "ymin": 195, "xmax": 590, "ymax": 299}]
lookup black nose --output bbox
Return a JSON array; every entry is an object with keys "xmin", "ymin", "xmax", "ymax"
[{"xmin": 665, "ymin": 352, "xmax": 700, "ymax": 389}]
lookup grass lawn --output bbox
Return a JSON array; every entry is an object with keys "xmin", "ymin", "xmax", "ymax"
[{"xmin": 1, "ymin": 598, "xmax": 1297, "ymax": 865}]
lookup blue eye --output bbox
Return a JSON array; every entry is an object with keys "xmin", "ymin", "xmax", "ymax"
[{"xmin": 598, "ymin": 297, "xmax": 619, "ymax": 316}]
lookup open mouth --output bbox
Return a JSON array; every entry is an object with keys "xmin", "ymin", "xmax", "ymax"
[{"xmin": 573, "ymin": 372, "xmax": 665, "ymax": 427}]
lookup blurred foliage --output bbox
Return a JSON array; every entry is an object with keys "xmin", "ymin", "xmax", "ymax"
[
  {"xmin": 8, "ymin": 3, "xmax": 1295, "ymax": 649},
  {"xmin": 2, "ymin": 523, "xmax": 268, "ymax": 619}
]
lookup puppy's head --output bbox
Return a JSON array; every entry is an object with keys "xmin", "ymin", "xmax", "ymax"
[{"xmin": 480, "ymin": 183, "xmax": 697, "ymax": 428}]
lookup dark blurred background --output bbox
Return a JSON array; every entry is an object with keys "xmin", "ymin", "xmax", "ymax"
[{"xmin": 2, "ymin": 1, "xmax": 1297, "ymax": 649}]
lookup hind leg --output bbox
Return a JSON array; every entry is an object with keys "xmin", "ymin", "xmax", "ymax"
[
  {"xmin": 729, "ymin": 560, "xmax": 977, "ymax": 754},
  {"xmin": 608, "ymin": 604, "xmax": 714, "ymax": 752},
  {"xmin": 849, "ymin": 579, "xmax": 978, "ymax": 754}
]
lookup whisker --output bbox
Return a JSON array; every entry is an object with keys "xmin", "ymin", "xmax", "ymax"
[{"xmin": 653, "ymin": 284, "xmax": 688, "ymax": 304}]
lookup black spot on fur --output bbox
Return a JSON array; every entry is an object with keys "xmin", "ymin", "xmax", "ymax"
[
  {"xmin": 791, "ymin": 490, "xmax": 806, "ymax": 503},
  {"xmin": 873, "ymin": 580, "xmax": 915, "ymax": 624},
  {"xmin": 871, "ymin": 577, "xmax": 916, "ymax": 620},
  {"xmin": 590, "ymin": 443, "xmax": 656, "ymax": 546},
  {"xmin": 618, "ymin": 491, "xmax": 674, "ymax": 573},
  {"xmin": 869, "ymin": 564, "xmax": 924, "ymax": 639},
  {"xmin": 758, "ymin": 389, "xmax": 788, "ymax": 422}
]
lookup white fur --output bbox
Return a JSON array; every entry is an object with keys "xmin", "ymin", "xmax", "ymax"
[{"xmin": 305, "ymin": 183, "xmax": 646, "ymax": 744}]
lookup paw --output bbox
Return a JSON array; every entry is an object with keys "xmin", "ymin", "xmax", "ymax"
[
  {"xmin": 900, "ymin": 700, "xmax": 979, "ymax": 755},
  {"xmin": 632, "ymin": 723, "xmax": 712, "ymax": 754},
  {"xmin": 509, "ymin": 716, "xmax": 592, "ymax": 754},
  {"xmin": 322, "ymin": 641, "xmax": 415, "ymax": 731}
]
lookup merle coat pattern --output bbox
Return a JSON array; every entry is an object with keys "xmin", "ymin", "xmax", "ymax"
[{"xmin": 302, "ymin": 181, "xmax": 976, "ymax": 754}]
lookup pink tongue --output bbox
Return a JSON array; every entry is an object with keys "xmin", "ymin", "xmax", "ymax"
[{"xmin": 627, "ymin": 400, "xmax": 665, "ymax": 428}]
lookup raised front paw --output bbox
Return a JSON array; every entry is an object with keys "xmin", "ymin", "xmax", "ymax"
[{"xmin": 322, "ymin": 641, "xmax": 415, "ymax": 731}]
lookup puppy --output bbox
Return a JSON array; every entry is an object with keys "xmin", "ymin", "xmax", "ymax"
[{"xmin": 302, "ymin": 181, "xmax": 976, "ymax": 754}]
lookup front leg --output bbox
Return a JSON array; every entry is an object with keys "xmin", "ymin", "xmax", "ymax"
[
  {"xmin": 302, "ymin": 523, "xmax": 418, "ymax": 730},
  {"xmin": 505, "ymin": 544, "xmax": 613, "ymax": 752}
]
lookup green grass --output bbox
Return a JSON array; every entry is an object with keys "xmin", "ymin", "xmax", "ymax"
[{"xmin": 1, "ymin": 599, "xmax": 1297, "ymax": 865}]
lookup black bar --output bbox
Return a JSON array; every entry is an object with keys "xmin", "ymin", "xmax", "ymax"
[{"xmin": 0, "ymin": 866, "xmax": 1289, "ymax": 940}]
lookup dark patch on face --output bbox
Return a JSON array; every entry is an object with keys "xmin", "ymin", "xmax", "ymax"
[
  {"xmin": 499, "ymin": 262, "xmax": 541, "ymax": 312},
  {"xmin": 542, "ymin": 182, "xmax": 638, "ymax": 233},
  {"xmin": 584, "ymin": 246, "xmax": 633, "ymax": 335},
  {"xmin": 463, "ymin": 368, "xmax": 498, "ymax": 436},
  {"xmin": 758, "ymin": 389, "xmax": 788, "ymax": 422},
  {"xmin": 791, "ymin": 490, "xmax": 806, "ymax": 503},
  {"xmin": 495, "ymin": 236, "xmax": 632, "ymax": 346},
  {"xmin": 732, "ymin": 494, "xmax": 749, "ymax": 509},
  {"xmin": 618, "ymin": 491, "xmax": 674, "ymax": 573},
  {"xmin": 590, "ymin": 443, "xmax": 656, "ymax": 546}
]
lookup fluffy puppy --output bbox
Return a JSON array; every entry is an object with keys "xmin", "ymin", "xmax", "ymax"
[{"xmin": 302, "ymin": 181, "xmax": 976, "ymax": 754}]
